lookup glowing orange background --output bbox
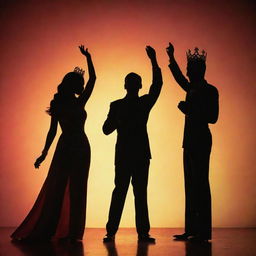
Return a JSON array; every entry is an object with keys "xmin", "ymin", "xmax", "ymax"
[{"xmin": 0, "ymin": 0, "xmax": 255, "ymax": 228}]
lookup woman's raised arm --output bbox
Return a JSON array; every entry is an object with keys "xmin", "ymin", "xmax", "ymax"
[{"xmin": 78, "ymin": 45, "xmax": 96, "ymax": 106}]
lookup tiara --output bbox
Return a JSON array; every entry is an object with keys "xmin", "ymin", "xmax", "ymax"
[
  {"xmin": 186, "ymin": 47, "xmax": 207, "ymax": 62},
  {"xmin": 74, "ymin": 66, "xmax": 85, "ymax": 76}
]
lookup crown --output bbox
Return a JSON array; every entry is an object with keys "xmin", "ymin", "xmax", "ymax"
[
  {"xmin": 186, "ymin": 47, "xmax": 207, "ymax": 62},
  {"xmin": 74, "ymin": 66, "xmax": 85, "ymax": 76}
]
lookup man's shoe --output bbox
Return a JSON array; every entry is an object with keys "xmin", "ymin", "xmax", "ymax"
[
  {"xmin": 173, "ymin": 233, "xmax": 191, "ymax": 240},
  {"xmin": 103, "ymin": 234, "xmax": 115, "ymax": 243},
  {"xmin": 138, "ymin": 234, "xmax": 156, "ymax": 243}
]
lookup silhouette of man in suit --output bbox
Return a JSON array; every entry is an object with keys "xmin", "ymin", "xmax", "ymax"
[
  {"xmin": 103, "ymin": 46, "xmax": 162, "ymax": 243},
  {"xmin": 166, "ymin": 43, "xmax": 219, "ymax": 242}
]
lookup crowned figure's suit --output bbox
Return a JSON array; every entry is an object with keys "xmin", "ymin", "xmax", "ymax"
[
  {"xmin": 169, "ymin": 59, "xmax": 219, "ymax": 239},
  {"xmin": 103, "ymin": 65, "xmax": 162, "ymax": 236}
]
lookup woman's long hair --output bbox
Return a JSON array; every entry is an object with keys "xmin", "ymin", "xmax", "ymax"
[{"xmin": 46, "ymin": 72, "xmax": 84, "ymax": 116}]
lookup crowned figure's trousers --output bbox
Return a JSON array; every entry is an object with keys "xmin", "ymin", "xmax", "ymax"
[{"xmin": 183, "ymin": 147, "xmax": 212, "ymax": 239}]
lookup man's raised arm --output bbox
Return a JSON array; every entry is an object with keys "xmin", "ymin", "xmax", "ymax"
[{"xmin": 146, "ymin": 45, "xmax": 163, "ymax": 105}]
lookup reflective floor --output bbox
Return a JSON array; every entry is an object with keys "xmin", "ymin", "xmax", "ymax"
[{"xmin": 0, "ymin": 228, "xmax": 255, "ymax": 256}]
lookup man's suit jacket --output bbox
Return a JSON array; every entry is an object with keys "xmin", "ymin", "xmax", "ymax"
[{"xmin": 103, "ymin": 67, "xmax": 162, "ymax": 165}]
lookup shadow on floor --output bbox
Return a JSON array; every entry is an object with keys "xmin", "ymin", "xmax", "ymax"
[
  {"xmin": 11, "ymin": 240, "xmax": 84, "ymax": 256},
  {"xmin": 11, "ymin": 239, "xmax": 212, "ymax": 256}
]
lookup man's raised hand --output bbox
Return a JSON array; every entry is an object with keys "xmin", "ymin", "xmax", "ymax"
[
  {"xmin": 146, "ymin": 45, "xmax": 156, "ymax": 60},
  {"xmin": 166, "ymin": 42, "xmax": 174, "ymax": 58}
]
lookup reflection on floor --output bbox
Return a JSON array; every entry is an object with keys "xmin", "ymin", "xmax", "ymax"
[{"xmin": 0, "ymin": 228, "xmax": 255, "ymax": 256}]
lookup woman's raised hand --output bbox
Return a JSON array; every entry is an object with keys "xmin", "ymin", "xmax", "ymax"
[{"xmin": 79, "ymin": 45, "xmax": 90, "ymax": 57}]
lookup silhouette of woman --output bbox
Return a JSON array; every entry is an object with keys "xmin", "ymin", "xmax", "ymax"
[{"xmin": 11, "ymin": 45, "xmax": 96, "ymax": 242}]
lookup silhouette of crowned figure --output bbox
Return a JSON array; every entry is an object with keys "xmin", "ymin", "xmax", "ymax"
[
  {"xmin": 11, "ymin": 45, "xmax": 96, "ymax": 242},
  {"xmin": 102, "ymin": 46, "xmax": 162, "ymax": 243},
  {"xmin": 166, "ymin": 43, "xmax": 219, "ymax": 241}
]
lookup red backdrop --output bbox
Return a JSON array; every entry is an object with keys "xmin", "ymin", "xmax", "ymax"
[{"xmin": 0, "ymin": 0, "xmax": 255, "ymax": 228}]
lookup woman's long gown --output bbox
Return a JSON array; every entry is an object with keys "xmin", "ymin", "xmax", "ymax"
[{"xmin": 11, "ymin": 102, "xmax": 90, "ymax": 240}]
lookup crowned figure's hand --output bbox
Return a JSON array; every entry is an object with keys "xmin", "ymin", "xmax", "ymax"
[
  {"xmin": 79, "ymin": 45, "xmax": 90, "ymax": 57},
  {"xmin": 166, "ymin": 42, "xmax": 174, "ymax": 57},
  {"xmin": 178, "ymin": 101, "xmax": 189, "ymax": 115}
]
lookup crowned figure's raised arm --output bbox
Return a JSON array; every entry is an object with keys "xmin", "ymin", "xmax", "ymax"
[{"xmin": 166, "ymin": 43, "xmax": 189, "ymax": 92}]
